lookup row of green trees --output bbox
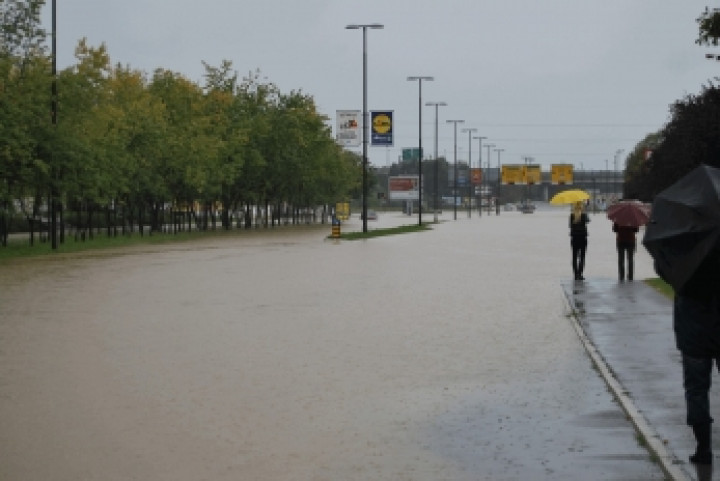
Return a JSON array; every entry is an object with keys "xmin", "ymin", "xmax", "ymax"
[
  {"xmin": 623, "ymin": 81, "xmax": 720, "ymax": 200},
  {"xmin": 624, "ymin": 7, "xmax": 720, "ymax": 199},
  {"xmin": 1, "ymin": 0, "xmax": 362, "ymax": 246}
]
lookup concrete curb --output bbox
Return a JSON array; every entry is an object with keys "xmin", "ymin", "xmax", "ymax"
[{"xmin": 561, "ymin": 286, "xmax": 690, "ymax": 481}]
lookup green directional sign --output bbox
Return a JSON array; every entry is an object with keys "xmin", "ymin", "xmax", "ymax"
[{"xmin": 402, "ymin": 148, "xmax": 422, "ymax": 162}]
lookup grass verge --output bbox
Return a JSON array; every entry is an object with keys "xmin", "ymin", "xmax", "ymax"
[
  {"xmin": 644, "ymin": 277, "xmax": 674, "ymax": 299},
  {"xmin": 332, "ymin": 223, "xmax": 432, "ymax": 240},
  {"xmin": 0, "ymin": 224, "xmax": 328, "ymax": 262}
]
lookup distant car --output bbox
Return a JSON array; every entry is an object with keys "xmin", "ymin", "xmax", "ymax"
[{"xmin": 360, "ymin": 210, "xmax": 378, "ymax": 220}]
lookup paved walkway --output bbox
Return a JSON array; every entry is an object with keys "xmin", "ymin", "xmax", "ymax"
[{"xmin": 563, "ymin": 278, "xmax": 720, "ymax": 481}]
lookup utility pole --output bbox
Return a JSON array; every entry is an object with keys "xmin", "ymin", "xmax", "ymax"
[
  {"xmin": 447, "ymin": 120, "xmax": 465, "ymax": 220},
  {"xmin": 462, "ymin": 128, "xmax": 477, "ymax": 218}
]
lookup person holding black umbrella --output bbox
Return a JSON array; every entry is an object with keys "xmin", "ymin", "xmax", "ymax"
[
  {"xmin": 672, "ymin": 253, "xmax": 720, "ymax": 465},
  {"xmin": 643, "ymin": 164, "xmax": 720, "ymax": 465}
]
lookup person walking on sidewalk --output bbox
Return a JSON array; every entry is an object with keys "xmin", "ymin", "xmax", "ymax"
[
  {"xmin": 613, "ymin": 223, "xmax": 639, "ymax": 281},
  {"xmin": 672, "ymin": 255, "xmax": 720, "ymax": 465},
  {"xmin": 569, "ymin": 201, "xmax": 590, "ymax": 280}
]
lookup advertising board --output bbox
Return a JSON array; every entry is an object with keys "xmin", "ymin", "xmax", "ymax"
[{"xmin": 388, "ymin": 175, "xmax": 419, "ymax": 200}]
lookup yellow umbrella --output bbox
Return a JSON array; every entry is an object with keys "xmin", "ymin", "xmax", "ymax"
[{"xmin": 550, "ymin": 189, "xmax": 590, "ymax": 205}]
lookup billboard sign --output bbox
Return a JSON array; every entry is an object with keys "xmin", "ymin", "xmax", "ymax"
[
  {"xmin": 448, "ymin": 166, "xmax": 469, "ymax": 187},
  {"xmin": 388, "ymin": 175, "xmax": 419, "ymax": 200},
  {"xmin": 502, "ymin": 165, "xmax": 524, "ymax": 185},
  {"xmin": 551, "ymin": 164, "xmax": 574, "ymax": 185},
  {"xmin": 470, "ymin": 168, "xmax": 483, "ymax": 185},
  {"xmin": 336, "ymin": 110, "xmax": 360, "ymax": 147},
  {"xmin": 524, "ymin": 165, "xmax": 542, "ymax": 185},
  {"xmin": 371, "ymin": 111, "xmax": 393, "ymax": 146}
]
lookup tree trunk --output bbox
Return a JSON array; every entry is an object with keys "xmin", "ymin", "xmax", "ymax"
[{"xmin": 88, "ymin": 203, "xmax": 94, "ymax": 240}]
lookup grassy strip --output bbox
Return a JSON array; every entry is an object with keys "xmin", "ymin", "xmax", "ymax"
[
  {"xmin": 645, "ymin": 277, "xmax": 674, "ymax": 299},
  {"xmin": 0, "ymin": 224, "xmax": 328, "ymax": 262},
  {"xmin": 0, "ymin": 231, "xmax": 226, "ymax": 261},
  {"xmin": 333, "ymin": 223, "xmax": 432, "ymax": 240}
]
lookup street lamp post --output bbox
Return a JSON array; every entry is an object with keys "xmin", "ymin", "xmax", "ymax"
[
  {"xmin": 346, "ymin": 23, "xmax": 383, "ymax": 233},
  {"xmin": 50, "ymin": 0, "xmax": 58, "ymax": 249},
  {"xmin": 592, "ymin": 176, "xmax": 597, "ymax": 213},
  {"xmin": 461, "ymin": 128, "xmax": 477, "ymax": 218},
  {"xmin": 605, "ymin": 159, "xmax": 609, "ymax": 208},
  {"xmin": 484, "ymin": 143, "xmax": 495, "ymax": 214},
  {"xmin": 614, "ymin": 149, "xmax": 624, "ymax": 199},
  {"xmin": 407, "ymin": 76, "xmax": 434, "ymax": 226},
  {"xmin": 447, "ymin": 120, "xmax": 465, "ymax": 220},
  {"xmin": 523, "ymin": 156, "xmax": 534, "ymax": 206},
  {"xmin": 494, "ymin": 148, "xmax": 505, "ymax": 215},
  {"xmin": 474, "ymin": 136, "xmax": 486, "ymax": 217},
  {"xmin": 426, "ymin": 101, "xmax": 447, "ymax": 223}
]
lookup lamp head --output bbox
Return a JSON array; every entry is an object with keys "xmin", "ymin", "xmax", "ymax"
[{"xmin": 346, "ymin": 23, "xmax": 384, "ymax": 30}]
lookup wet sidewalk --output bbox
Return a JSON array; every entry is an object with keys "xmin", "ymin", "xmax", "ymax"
[{"xmin": 563, "ymin": 278, "xmax": 720, "ymax": 481}]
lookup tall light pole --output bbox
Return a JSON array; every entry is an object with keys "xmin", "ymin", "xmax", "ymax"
[
  {"xmin": 494, "ymin": 148, "xmax": 505, "ymax": 215},
  {"xmin": 426, "ymin": 101, "xmax": 447, "ymax": 223},
  {"xmin": 50, "ymin": 0, "xmax": 58, "ymax": 249},
  {"xmin": 523, "ymin": 156, "xmax": 534, "ymax": 205},
  {"xmin": 407, "ymin": 76, "xmax": 433, "ymax": 226},
  {"xmin": 462, "ymin": 128, "xmax": 477, "ymax": 218},
  {"xmin": 614, "ymin": 149, "xmax": 624, "ymax": 199},
  {"xmin": 447, "ymin": 120, "xmax": 464, "ymax": 220},
  {"xmin": 474, "ymin": 136, "xmax": 487, "ymax": 217},
  {"xmin": 484, "ymin": 144, "xmax": 495, "ymax": 213},
  {"xmin": 346, "ymin": 23, "xmax": 383, "ymax": 233},
  {"xmin": 604, "ymin": 158, "xmax": 609, "ymax": 207}
]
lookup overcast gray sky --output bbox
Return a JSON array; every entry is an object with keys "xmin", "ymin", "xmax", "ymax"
[{"xmin": 44, "ymin": 0, "xmax": 720, "ymax": 172}]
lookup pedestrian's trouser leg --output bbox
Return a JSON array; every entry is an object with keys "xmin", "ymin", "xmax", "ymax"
[
  {"xmin": 683, "ymin": 354, "xmax": 714, "ymax": 425},
  {"xmin": 627, "ymin": 245, "xmax": 634, "ymax": 281},
  {"xmin": 683, "ymin": 354, "xmax": 714, "ymax": 463},
  {"xmin": 571, "ymin": 241, "xmax": 579, "ymax": 278},
  {"xmin": 691, "ymin": 423, "xmax": 713, "ymax": 464},
  {"xmin": 617, "ymin": 244, "xmax": 625, "ymax": 280}
]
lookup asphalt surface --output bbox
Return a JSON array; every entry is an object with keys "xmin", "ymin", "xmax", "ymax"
[{"xmin": 563, "ymin": 278, "xmax": 720, "ymax": 481}]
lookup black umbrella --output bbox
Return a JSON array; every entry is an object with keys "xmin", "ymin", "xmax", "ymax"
[{"xmin": 642, "ymin": 164, "xmax": 720, "ymax": 292}]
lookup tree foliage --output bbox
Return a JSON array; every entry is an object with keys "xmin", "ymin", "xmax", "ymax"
[
  {"xmin": 0, "ymin": 2, "xmax": 361, "ymax": 244},
  {"xmin": 624, "ymin": 6, "xmax": 720, "ymax": 200},
  {"xmin": 697, "ymin": 7, "xmax": 720, "ymax": 46},
  {"xmin": 626, "ymin": 83, "xmax": 720, "ymax": 200}
]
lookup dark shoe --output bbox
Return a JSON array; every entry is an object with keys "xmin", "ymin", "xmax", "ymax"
[
  {"xmin": 690, "ymin": 424, "xmax": 713, "ymax": 465},
  {"xmin": 578, "ymin": 275, "xmax": 585, "ymax": 280},
  {"xmin": 690, "ymin": 450, "xmax": 713, "ymax": 465}
]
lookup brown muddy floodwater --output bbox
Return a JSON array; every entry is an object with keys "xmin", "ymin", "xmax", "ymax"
[{"xmin": 0, "ymin": 209, "xmax": 665, "ymax": 480}]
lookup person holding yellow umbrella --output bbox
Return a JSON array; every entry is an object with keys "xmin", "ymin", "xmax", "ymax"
[{"xmin": 551, "ymin": 190, "xmax": 591, "ymax": 280}]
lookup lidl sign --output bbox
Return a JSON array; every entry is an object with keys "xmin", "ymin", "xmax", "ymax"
[{"xmin": 371, "ymin": 111, "xmax": 393, "ymax": 146}]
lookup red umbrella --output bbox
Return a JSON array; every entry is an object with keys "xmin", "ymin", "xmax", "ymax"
[{"xmin": 607, "ymin": 200, "xmax": 650, "ymax": 227}]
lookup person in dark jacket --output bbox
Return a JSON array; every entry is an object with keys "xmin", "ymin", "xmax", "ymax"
[
  {"xmin": 569, "ymin": 201, "xmax": 590, "ymax": 280},
  {"xmin": 671, "ymin": 251, "xmax": 720, "ymax": 465},
  {"xmin": 613, "ymin": 223, "xmax": 639, "ymax": 281}
]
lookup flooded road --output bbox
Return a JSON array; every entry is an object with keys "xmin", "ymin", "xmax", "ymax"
[{"xmin": 0, "ymin": 208, "xmax": 665, "ymax": 480}]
